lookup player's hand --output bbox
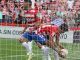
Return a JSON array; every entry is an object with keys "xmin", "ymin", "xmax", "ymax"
[
  {"xmin": 41, "ymin": 46, "xmax": 49, "ymax": 52},
  {"xmin": 58, "ymin": 50, "xmax": 66, "ymax": 58}
]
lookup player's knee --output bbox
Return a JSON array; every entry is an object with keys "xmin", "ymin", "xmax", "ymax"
[{"xmin": 18, "ymin": 38, "xmax": 25, "ymax": 43}]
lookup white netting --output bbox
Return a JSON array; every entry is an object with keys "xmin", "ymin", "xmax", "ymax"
[{"xmin": 0, "ymin": 0, "xmax": 80, "ymax": 60}]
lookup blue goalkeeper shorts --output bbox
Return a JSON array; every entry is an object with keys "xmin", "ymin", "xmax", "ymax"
[{"xmin": 22, "ymin": 32, "xmax": 48, "ymax": 45}]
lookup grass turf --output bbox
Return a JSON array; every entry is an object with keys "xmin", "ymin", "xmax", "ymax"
[{"xmin": 0, "ymin": 38, "xmax": 80, "ymax": 60}]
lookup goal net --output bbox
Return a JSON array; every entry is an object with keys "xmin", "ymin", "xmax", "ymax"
[{"xmin": 0, "ymin": 0, "xmax": 80, "ymax": 60}]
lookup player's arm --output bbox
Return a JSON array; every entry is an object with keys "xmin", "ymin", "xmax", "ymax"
[
  {"xmin": 21, "ymin": 22, "xmax": 35, "ymax": 34},
  {"xmin": 35, "ymin": 41, "xmax": 42, "ymax": 48},
  {"xmin": 35, "ymin": 41, "xmax": 47, "ymax": 52},
  {"xmin": 55, "ymin": 32, "xmax": 64, "ymax": 49},
  {"xmin": 21, "ymin": 26, "xmax": 27, "ymax": 34},
  {"xmin": 21, "ymin": 24, "xmax": 28, "ymax": 34}
]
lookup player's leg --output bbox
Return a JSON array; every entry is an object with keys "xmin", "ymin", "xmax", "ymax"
[
  {"xmin": 35, "ymin": 34, "xmax": 59, "ymax": 60},
  {"xmin": 18, "ymin": 32, "xmax": 33, "ymax": 55},
  {"xmin": 53, "ymin": 48, "xmax": 60, "ymax": 60},
  {"xmin": 45, "ymin": 38, "xmax": 65, "ymax": 58},
  {"xmin": 34, "ymin": 34, "xmax": 58, "ymax": 53},
  {"xmin": 18, "ymin": 32, "xmax": 34, "ymax": 60},
  {"xmin": 27, "ymin": 41, "xmax": 33, "ymax": 55},
  {"xmin": 19, "ymin": 38, "xmax": 30, "ymax": 53},
  {"xmin": 33, "ymin": 34, "xmax": 51, "ymax": 60},
  {"xmin": 34, "ymin": 34, "xmax": 64, "ymax": 58},
  {"xmin": 36, "ymin": 34, "xmax": 60, "ymax": 60},
  {"xmin": 52, "ymin": 34, "xmax": 60, "ymax": 60},
  {"xmin": 45, "ymin": 33, "xmax": 60, "ymax": 60},
  {"xmin": 44, "ymin": 34, "xmax": 59, "ymax": 60},
  {"xmin": 41, "ymin": 46, "xmax": 51, "ymax": 60}
]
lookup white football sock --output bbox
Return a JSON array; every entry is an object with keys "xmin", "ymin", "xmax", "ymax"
[
  {"xmin": 53, "ymin": 48, "xmax": 59, "ymax": 60},
  {"xmin": 42, "ymin": 46, "xmax": 51, "ymax": 60},
  {"xmin": 28, "ymin": 41, "xmax": 33, "ymax": 53},
  {"xmin": 22, "ymin": 42, "xmax": 32, "ymax": 53}
]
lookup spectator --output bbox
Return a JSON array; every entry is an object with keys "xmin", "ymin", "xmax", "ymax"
[
  {"xmin": 67, "ymin": 0, "xmax": 74, "ymax": 10},
  {"xmin": 74, "ymin": 10, "xmax": 80, "ymax": 27},
  {"xmin": 0, "ymin": 9, "xmax": 2, "ymax": 23},
  {"xmin": 16, "ymin": 0, "xmax": 20, "ymax": 2},
  {"xmin": 12, "ymin": 11, "xmax": 17, "ymax": 22},
  {"xmin": 51, "ymin": 16, "xmax": 64, "ymax": 27},
  {"xmin": 66, "ymin": 17, "xmax": 75, "ymax": 28},
  {"xmin": 1, "ymin": 0, "xmax": 5, "ymax": 6},
  {"xmin": 0, "ymin": 0, "xmax": 79, "ymax": 28},
  {"xmin": 14, "ymin": 13, "xmax": 23, "ymax": 24},
  {"xmin": 2, "ymin": 5, "xmax": 8, "ymax": 23}
]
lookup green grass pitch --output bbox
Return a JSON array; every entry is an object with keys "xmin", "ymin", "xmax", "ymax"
[{"xmin": 0, "ymin": 38, "xmax": 80, "ymax": 60}]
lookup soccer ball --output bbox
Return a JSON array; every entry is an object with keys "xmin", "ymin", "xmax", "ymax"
[{"xmin": 60, "ymin": 49, "xmax": 68, "ymax": 58}]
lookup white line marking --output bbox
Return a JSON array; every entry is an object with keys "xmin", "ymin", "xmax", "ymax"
[
  {"xmin": 0, "ymin": 54, "xmax": 42, "ymax": 59},
  {"xmin": 0, "ymin": 55, "xmax": 25, "ymax": 59},
  {"xmin": 0, "ymin": 54, "xmax": 80, "ymax": 60}
]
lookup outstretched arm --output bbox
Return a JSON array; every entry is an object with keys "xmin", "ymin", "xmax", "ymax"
[{"xmin": 21, "ymin": 26, "xmax": 28, "ymax": 34}]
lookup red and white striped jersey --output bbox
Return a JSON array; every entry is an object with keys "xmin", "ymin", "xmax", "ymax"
[
  {"xmin": 36, "ymin": 24, "xmax": 59, "ymax": 36},
  {"xmin": 24, "ymin": 8, "xmax": 40, "ymax": 25},
  {"xmin": 20, "ymin": 0, "xmax": 24, "ymax": 2},
  {"xmin": 9, "ymin": 3, "xmax": 14, "ymax": 12},
  {"xmin": 24, "ymin": 8, "xmax": 41, "ymax": 32}
]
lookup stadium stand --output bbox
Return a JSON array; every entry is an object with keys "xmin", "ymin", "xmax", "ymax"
[{"xmin": 0, "ymin": 0, "xmax": 80, "ymax": 29}]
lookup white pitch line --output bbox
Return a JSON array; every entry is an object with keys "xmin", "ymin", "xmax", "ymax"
[
  {"xmin": 0, "ymin": 54, "xmax": 42, "ymax": 59},
  {"xmin": 0, "ymin": 55, "xmax": 25, "ymax": 59},
  {"xmin": 0, "ymin": 54, "xmax": 80, "ymax": 60}
]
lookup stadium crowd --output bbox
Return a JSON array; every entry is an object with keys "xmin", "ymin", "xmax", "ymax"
[{"xmin": 0, "ymin": 0, "xmax": 80, "ymax": 28}]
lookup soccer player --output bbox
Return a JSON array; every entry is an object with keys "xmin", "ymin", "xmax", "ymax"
[
  {"xmin": 34, "ymin": 15, "xmax": 68, "ymax": 60},
  {"xmin": 19, "ymin": 14, "xmax": 69, "ymax": 60},
  {"xmin": 36, "ymin": 24, "xmax": 64, "ymax": 52},
  {"xmin": 19, "ymin": 22, "xmax": 66, "ymax": 58},
  {"xmin": 20, "ymin": 25, "xmax": 35, "ymax": 60}
]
